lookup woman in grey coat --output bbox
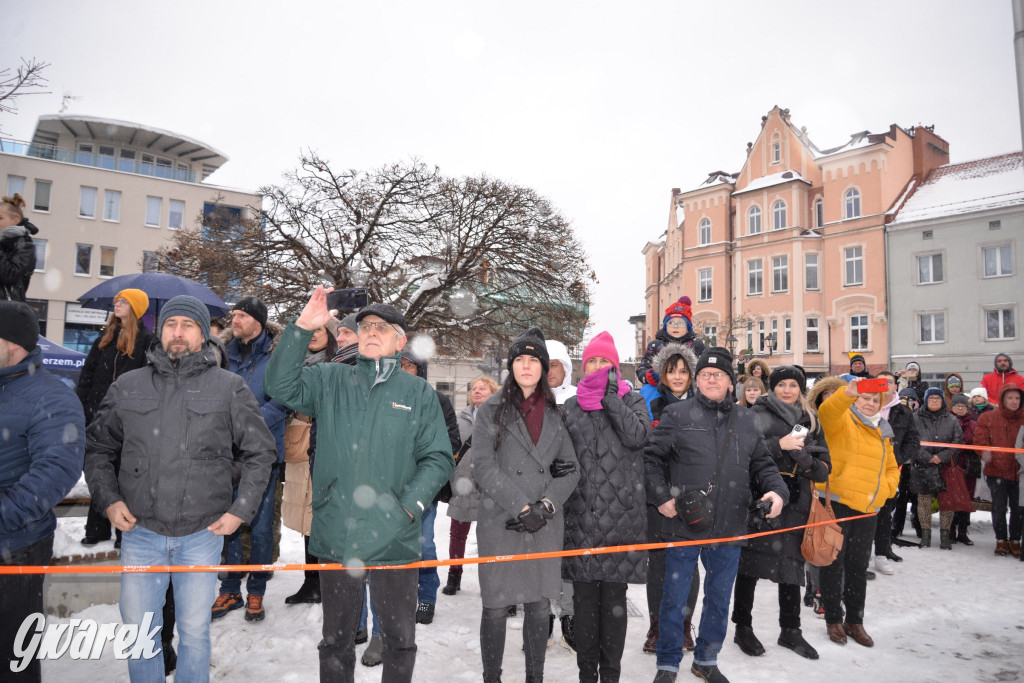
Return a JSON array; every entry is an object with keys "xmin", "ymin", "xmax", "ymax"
[
  {"xmin": 474, "ymin": 327, "xmax": 581, "ymax": 683},
  {"xmin": 562, "ymin": 331, "xmax": 650, "ymax": 683}
]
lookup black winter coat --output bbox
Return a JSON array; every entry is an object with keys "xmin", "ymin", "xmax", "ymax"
[
  {"xmin": 644, "ymin": 392, "xmax": 788, "ymax": 545},
  {"xmin": 885, "ymin": 403, "xmax": 921, "ymax": 466},
  {"xmin": 910, "ymin": 406, "xmax": 963, "ymax": 495},
  {"xmin": 635, "ymin": 329, "xmax": 705, "ymax": 384},
  {"xmin": 0, "ymin": 230, "xmax": 35, "ymax": 301},
  {"xmin": 75, "ymin": 322, "xmax": 155, "ymax": 425},
  {"xmin": 739, "ymin": 396, "xmax": 830, "ymax": 586},
  {"xmin": 563, "ymin": 390, "xmax": 651, "ymax": 584}
]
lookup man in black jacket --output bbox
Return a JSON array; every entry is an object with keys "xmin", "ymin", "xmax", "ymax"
[
  {"xmin": 85, "ymin": 296, "xmax": 276, "ymax": 683},
  {"xmin": 644, "ymin": 347, "xmax": 788, "ymax": 683}
]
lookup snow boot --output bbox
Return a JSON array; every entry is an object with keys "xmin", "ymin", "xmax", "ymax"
[
  {"xmin": 653, "ymin": 671, "xmax": 677, "ymax": 683},
  {"xmin": 920, "ymin": 528, "xmax": 931, "ymax": 548},
  {"xmin": 778, "ymin": 627, "xmax": 819, "ymax": 660},
  {"xmin": 162, "ymin": 639, "xmax": 176, "ymax": 675},
  {"xmin": 733, "ymin": 625, "xmax": 765, "ymax": 656},
  {"xmin": 1010, "ymin": 541, "xmax": 1022, "ymax": 557},
  {"xmin": 691, "ymin": 662, "xmax": 730, "ymax": 682},
  {"xmin": 939, "ymin": 530, "xmax": 952, "ymax": 550},
  {"xmin": 284, "ymin": 580, "xmax": 321, "ymax": 604},
  {"xmin": 416, "ymin": 602, "xmax": 435, "ymax": 624},
  {"xmin": 211, "ymin": 592, "xmax": 243, "ymax": 619},
  {"xmin": 441, "ymin": 571, "xmax": 462, "ymax": 595},
  {"xmin": 361, "ymin": 636, "xmax": 383, "ymax": 666},
  {"xmin": 643, "ymin": 615, "xmax": 658, "ymax": 654},
  {"xmin": 956, "ymin": 527, "xmax": 974, "ymax": 546},
  {"xmin": 995, "ymin": 540, "xmax": 1009, "ymax": 556},
  {"xmin": 560, "ymin": 615, "xmax": 576, "ymax": 653},
  {"xmin": 683, "ymin": 616, "xmax": 695, "ymax": 651},
  {"xmin": 803, "ymin": 577, "xmax": 814, "ymax": 607}
]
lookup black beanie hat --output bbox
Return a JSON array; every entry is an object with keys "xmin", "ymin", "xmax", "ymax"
[
  {"xmin": 769, "ymin": 365, "xmax": 807, "ymax": 393},
  {"xmin": 849, "ymin": 353, "xmax": 866, "ymax": 366},
  {"xmin": 694, "ymin": 346, "xmax": 735, "ymax": 382},
  {"xmin": 0, "ymin": 301, "xmax": 39, "ymax": 351},
  {"xmin": 233, "ymin": 296, "xmax": 268, "ymax": 329},
  {"xmin": 507, "ymin": 326, "xmax": 549, "ymax": 374}
]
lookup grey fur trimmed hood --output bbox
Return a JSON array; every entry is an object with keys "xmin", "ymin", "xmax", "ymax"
[{"xmin": 652, "ymin": 342, "xmax": 698, "ymax": 378}]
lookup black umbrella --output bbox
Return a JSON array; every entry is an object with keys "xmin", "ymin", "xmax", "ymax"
[{"xmin": 77, "ymin": 273, "xmax": 231, "ymax": 319}]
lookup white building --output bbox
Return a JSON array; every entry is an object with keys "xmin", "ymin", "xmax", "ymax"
[
  {"xmin": 886, "ymin": 151, "xmax": 1024, "ymax": 385},
  {"xmin": 1, "ymin": 114, "xmax": 260, "ymax": 351}
]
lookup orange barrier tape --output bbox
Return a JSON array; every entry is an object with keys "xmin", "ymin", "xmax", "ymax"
[
  {"xmin": 919, "ymin": 441, "xmax": 1024, "ymax": 454},
  {"xmin": 0, "ymin": 511, "xmax": 876, "ymax": 576}
]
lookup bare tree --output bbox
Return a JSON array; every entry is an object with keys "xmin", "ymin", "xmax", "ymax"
[
  {"xmin": 157, "ymin": 153, "xmax": 594, "ymax": 354},
  {"xmin": 0, "ymin": 58, "xmax": 51, "ymax": 134}
]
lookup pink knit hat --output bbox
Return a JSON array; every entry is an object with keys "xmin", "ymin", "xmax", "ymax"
[{"xmin": 582, "ymin": 331, "xmax": 619, "ymax": 372}]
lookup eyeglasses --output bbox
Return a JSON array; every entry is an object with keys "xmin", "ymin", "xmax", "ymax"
[
  {"xmin": 666, "ymin": 319, "xmax": 687, "ymax": 328},
  {"xmin": 357, "ymin": 321, "xmax": 396, "ymax": 334},
  {"xmin": 696, "ymin": 371, "xmax": 728, "ymax": 381}
]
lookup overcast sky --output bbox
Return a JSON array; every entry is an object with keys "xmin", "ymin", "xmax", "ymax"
[{"xmin": 3, "ymin": 0, "xmax": 1020, "ymax": 360}]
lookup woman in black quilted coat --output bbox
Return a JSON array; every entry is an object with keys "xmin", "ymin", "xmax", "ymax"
[
  {"xmin": 731, "ymin": 366, "xmax": 831, "ymax": 661},
  {"xmin": 562, "ymin": 332, "xmax": 651, "ymax": 683}
]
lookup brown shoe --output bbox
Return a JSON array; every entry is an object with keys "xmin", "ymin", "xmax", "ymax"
[
  {"xmin": 995, "ymin": 540, "xmax": 1010, "ymax": 556},
  {"xmin": 842, "ymin": 623, "xmax": 874, "ymax": 647},
  {"xmin": 1010, "ymin": 541, "xmax": 1022, "ymax": 558},
  {"xmin": 244, "ymin": 594, "xmax": 265, "ymax": 622},
  {"xmin": 642, "ymin": 616, "xmax": 658, "ymax": 654},
  {"xmin": 683, "ymin": 617, "xmax": 695, "ymax": 651},
  {"xmin": 826, "ymin": 622, "xmax": 847, "ymax": 645}
]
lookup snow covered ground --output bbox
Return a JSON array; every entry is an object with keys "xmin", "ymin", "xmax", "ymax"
[{"xmin": 42, "ymin": 508, "xmax": 1023, "ymax": 682}]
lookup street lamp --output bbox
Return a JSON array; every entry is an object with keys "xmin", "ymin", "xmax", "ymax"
[
  {"xmin": 726, "ymin": 335, "xmax": 738, "ymax": 355},
  {"xmin": 764, "ymin": 332, "xmax": 777, "ymax": 356}
]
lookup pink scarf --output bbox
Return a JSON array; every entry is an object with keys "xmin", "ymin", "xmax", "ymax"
[{"xmin": 576, "ymin": 367, "xmax": 631, "ymax": 411}]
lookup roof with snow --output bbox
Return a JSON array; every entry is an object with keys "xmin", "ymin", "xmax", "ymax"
[
  {"xmin": 891, "ymin": 152, "xmax": 1024, "ymax": 224},
  {"xmin": 733, "ymin": 169, "xmax": 811, "ymax": 195}
]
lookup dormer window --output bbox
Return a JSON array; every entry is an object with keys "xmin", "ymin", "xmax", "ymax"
[{"xmin": 771, "ymin": 141, "xmax": 781, "ymax": 164}]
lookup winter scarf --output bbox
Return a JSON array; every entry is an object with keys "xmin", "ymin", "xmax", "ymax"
[
  {"xmin": 763, "ymin": 393, "xmax": 803, "ymax": 426},
  {"xmin": 576, "ymin": 366, "xmax": 631, "ymax": 411}
]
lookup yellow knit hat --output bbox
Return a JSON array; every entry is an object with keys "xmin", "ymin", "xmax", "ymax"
[{"xmin": 115, "ymin": 289, "xmax": 149, "ymax": 319}]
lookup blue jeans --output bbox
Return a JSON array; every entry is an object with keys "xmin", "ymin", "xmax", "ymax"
[
  {"xmin": 120, "ymin": 525, "xmax": 222, "ymax": 683},
  {"xmin": 221, "ymin": 464, "xmax": 279, "ymax": 596},
  {"xmin": 359, "ymin": 579, "xmax": 382, "ymax": 637},
  {"xmin": 657, "ymin": 544, "xmax": 741, "ymax": 671},
  {"xmin": 417, "ymin": 502, "xmax": 439, "ymax": 604}
]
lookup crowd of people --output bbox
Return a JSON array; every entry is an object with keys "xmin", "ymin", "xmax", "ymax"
[{"xmin": 1, "ymin": 285, "xmax": 1023, "ymax": 683}]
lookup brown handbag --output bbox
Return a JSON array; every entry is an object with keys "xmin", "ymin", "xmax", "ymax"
[
  {"xmin": 283, "ymin": 414, "xmax": 312, "ymax": 464},
  {"xmin": 801, "ymin": 480, "xmax": 844, "ymax": 567}
]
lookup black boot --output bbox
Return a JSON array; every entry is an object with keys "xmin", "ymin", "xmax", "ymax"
[
  {"xmin": 921, "ymin": 528, "xmax": 931, "ymax": 548},
  {"xmin": 778, "ymin": 627, "xmax": 818, "ymax": 660},
  {"xmin": 560, "ymin": 615, "xmax": 576, "ymax": 653},
  {"xmin": 733, "ymin": 624, "xmax": 765, "ymax": 656},
  {"xmin": 803, "ymin": 575, "xmax": 814, "ymax": 607},
  {"xmin": 441, "ymin": 571, "xmax": 462, "ymax": 595},
  {"xmin": 162, "ymin": 639, "xmax": 177, "ymax": 675},
  {"xmin": 956, "ymin": 526, "xmax": 974, "ymax": 546},
  {"xmin": 285, "ymin": 580, "xmax": 322, "ymax": 604},
  {"xmin": 940, "ymin": 530, "xmax": 952, "ymax": 550}
]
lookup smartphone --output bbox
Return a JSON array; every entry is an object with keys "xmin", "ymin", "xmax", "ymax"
[
  {"xmin": 325, "ymin": 287, "xmax": 369, "ymax": 313},
  {"xmin": 790, "ymin": 424, "xmax": 809, "ymax": 438},
  {"xmin": 858, "ymin": 377, "xmax": 889, "ymax": 393}
]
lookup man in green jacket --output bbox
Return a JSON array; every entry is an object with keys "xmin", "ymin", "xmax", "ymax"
[{"xmin": 264, "ymin": 287, "xmax": 454, "ymax": 683}]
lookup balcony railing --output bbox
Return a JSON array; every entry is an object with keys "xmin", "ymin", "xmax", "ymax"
[{"xmin": 0, "ymin": 138, "xmax": 198, "ymax": 183}]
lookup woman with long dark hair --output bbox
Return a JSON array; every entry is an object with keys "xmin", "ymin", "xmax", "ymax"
[
  {"xmin": 76, "ymin": 289, "xmax": 154, "ymax": 545},
  {"xmin": 473, "ymin": 327, "xmax": 581, "ymax": 683}
]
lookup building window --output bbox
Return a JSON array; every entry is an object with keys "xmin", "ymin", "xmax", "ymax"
[
  {"xmin": 919, "ymin": 312, "xmax": 946, "ymax": 343},
  {"xmin": 989, "ymin": 220, "xmax": 1001, "ymax": 230},
  {"xmin": 850, "ymin": 314, "xmax": 869, "ymax": 351},
  {"xmin": 806, "ymin": 317, "xmax": 819, "ymax": 352},
  {"xmin": 118, "ymin": 148, "xmax": 136, "ymax": 173},
  {"xmin": 784, "ymin": 317, "xmax": 792, "ymax": 352},
  {"xmin": 758, "ymin": 319, "xmax": 765, "ymax": 353},
  {"xmin": 748, "ymin": 259, "xmax": 763, "ymax": 295},
  {"xmin": 771, "ymin": 140, "xmax": 781, "ymax": 164},
  {"xmin": 75, "ymin": 244, "xmax": 92, "ymax": 275},
  {"xmin": 146, "ymin": 197, "xmax": 162, "ymax": 227},
  {"xmin": 772, "ymin": 255, "xmax": 788, "ymax": 292},
  {"xmin": 983, "ymin": 244, "xmax": 1012, "ymax": 277},
  {"xmin": 772, "ymin": 200, "xmax": 787, "ymax": 230},
  {"xmin": 746, "ymin": 321, "xmax": 753, "ymax": 351},
  {"xmin": 99, "ymin": 247, "xmax": 116, "ymax": 278},
  {"xmin": 748, "ymin": 206, "xmax": 761, "ymax": 235},
  {"xmin": 923, "ymin": 230, "xmax": 933, "ymax": 240},
  {"xmin": 986, "ymin": 307, "xmax": 1016, "ymax": 341},
  {"xmin": 704, "ymin": 325, "xmax": 718, "ymax": 347},
  {"xmin": 805, "ymin": 253, "xmax": 819, "ymax": 290},
  {"xmin": 814, "ymin": 198, "xmax": 823, "ymax": 228},
  {"xmin": 104, "ymin": 190, "xmax": 121, "ymax": 222},
  {"xmin": 98, "ymin": 145, "xmax": 116, "ymax": 170},
  {"xmin": 699, "ymin": 218, "xmax": 711, "ymax": 245},
  {"xmin": 169, "ymin": 200, "xmax": 185, "ymax": 230},
  {"xmin": 698, "ymin": 268, "xmax": 712, "ymax": 302},
  {"xmin": 844, "ymin": 188, "xmax": 861, "ymax": 219},
  {"xmin": 33, "ymin": 239, "xmax": 47, "ymax": 272},
  {"xmin": 844, "ymin": 246, "xmax": 864, "ymax": 286},
  {"xmin": 142, "ymin": 251, "xmax": 161, "ymax": 273},
  {"xmin": 917, "ymin": 252, "xmax": 943, "ymax": 284},
  {"xmin": 6, "ymin": 175, "xmax": 25, "ymax": 197},
  {"xmin": 79, "ymin": 187, "xmax": 97, "ymax": 218},
  {"xmin": 33, "ymin": 180, "xmax": 51, "ymax": 212}
]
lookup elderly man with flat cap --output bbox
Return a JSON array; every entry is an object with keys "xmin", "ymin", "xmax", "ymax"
[
  {"xmin": 265, "ymin": 287, "xmax": 454, "ymax": 683},
  {"xmin": 85, "ymin": 295, "xmax": 276, "ymax": 683}
]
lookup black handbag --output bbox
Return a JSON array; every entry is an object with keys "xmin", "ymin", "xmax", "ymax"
[
  {"xmin": 963, "ymin": 454, "xmax": 982, "ymax": 480},
  {"xmin": 675, "ymin": 408, "xmax": 737, "ymax": 532},
  {"xmin": 916, "ymin": 462, "xmax": 947, "ymax": 495}
]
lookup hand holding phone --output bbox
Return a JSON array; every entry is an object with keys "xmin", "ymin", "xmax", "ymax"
[{"xmin": 857, "ymin": 377, "xmax": 889, "ymax": 394}]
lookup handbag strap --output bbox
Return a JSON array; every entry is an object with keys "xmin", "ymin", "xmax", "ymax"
[{"xmin": 707, "ymin": 406, "xmax": 738, "ymax": 494}]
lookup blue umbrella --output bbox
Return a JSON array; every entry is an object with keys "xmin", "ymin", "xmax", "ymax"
[
  {"xmin": 77, "ymin": 273, "xmax": 230, "ymax": 319},
  {"xmin": 36, "ymin": 335, "xmax": 87, "ymax": 389}
]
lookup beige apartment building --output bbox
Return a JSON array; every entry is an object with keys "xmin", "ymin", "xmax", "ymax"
[
  {"xmin": 1, "ymin": 114, "xmax": 259, "ymax": 351},
  {"xmin": 642, "ymin": 106, "xmax": 949, "ymax": 376}
]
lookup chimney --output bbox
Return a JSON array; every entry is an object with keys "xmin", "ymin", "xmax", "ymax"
[{"xmin": 910, "ymin": 125, "xmax": 950, "ymax": 180}]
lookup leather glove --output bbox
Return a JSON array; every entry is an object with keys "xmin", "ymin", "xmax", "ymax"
[
  {"xmin": 791, "ymin": 448, "xmax": 814, "ymax": 469},
  {"xmin": 505, "ymin": 518, "xmax": 527, "ymax": 532},
  {"xmin": 517, "ymin": 501, "xmax": 554, "ymax": 533},
  {"xmin": 550, "ymin": 459, "xmax": 577, "ymax": 478},
  {"xmin": 645, "ymin": 369, "xmax": 659, "ymax": 386},
  {"xmin": 604, "ymin": 367, "xmax": 619, "ymax": 400}
]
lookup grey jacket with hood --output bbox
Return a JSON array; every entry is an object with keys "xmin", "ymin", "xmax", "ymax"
[{"xmin": 84, "ymin": 343, "xmax": 277, "ymax": 537}]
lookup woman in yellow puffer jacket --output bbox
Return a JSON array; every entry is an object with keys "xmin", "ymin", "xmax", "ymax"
[{"xmin": 815, "ymin": 377, "xmax": 900, "ymax": 650}]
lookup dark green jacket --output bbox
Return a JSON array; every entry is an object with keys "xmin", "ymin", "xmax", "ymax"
[{"xmin": 265, "ymin": 323, "xmax": 454, "ymax": 565}]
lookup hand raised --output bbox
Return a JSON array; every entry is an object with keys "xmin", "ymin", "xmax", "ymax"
[{"xmin": 295, "ymin": 285, "xmax": 335, "ymax": 331}]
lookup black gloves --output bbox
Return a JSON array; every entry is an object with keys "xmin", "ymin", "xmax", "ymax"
[
  {"xmin": 791, "ymin": 448, "xmax": 813, "ymax": 469},
  {"xmin": 506, "ymin": 500, "xmax": 555, "ymax": 533},
  {"xmin": 550, "ymin": 459, "xmax": 577, "ymax": 478},
  {"xmin": 604, "ymin": 367, "xmax": 619, "ymax": 400}
]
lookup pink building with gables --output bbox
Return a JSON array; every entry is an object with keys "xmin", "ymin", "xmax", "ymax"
[{"xmin": 642, "ymin": 106, "xmax": 949, "ymax": 376}]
